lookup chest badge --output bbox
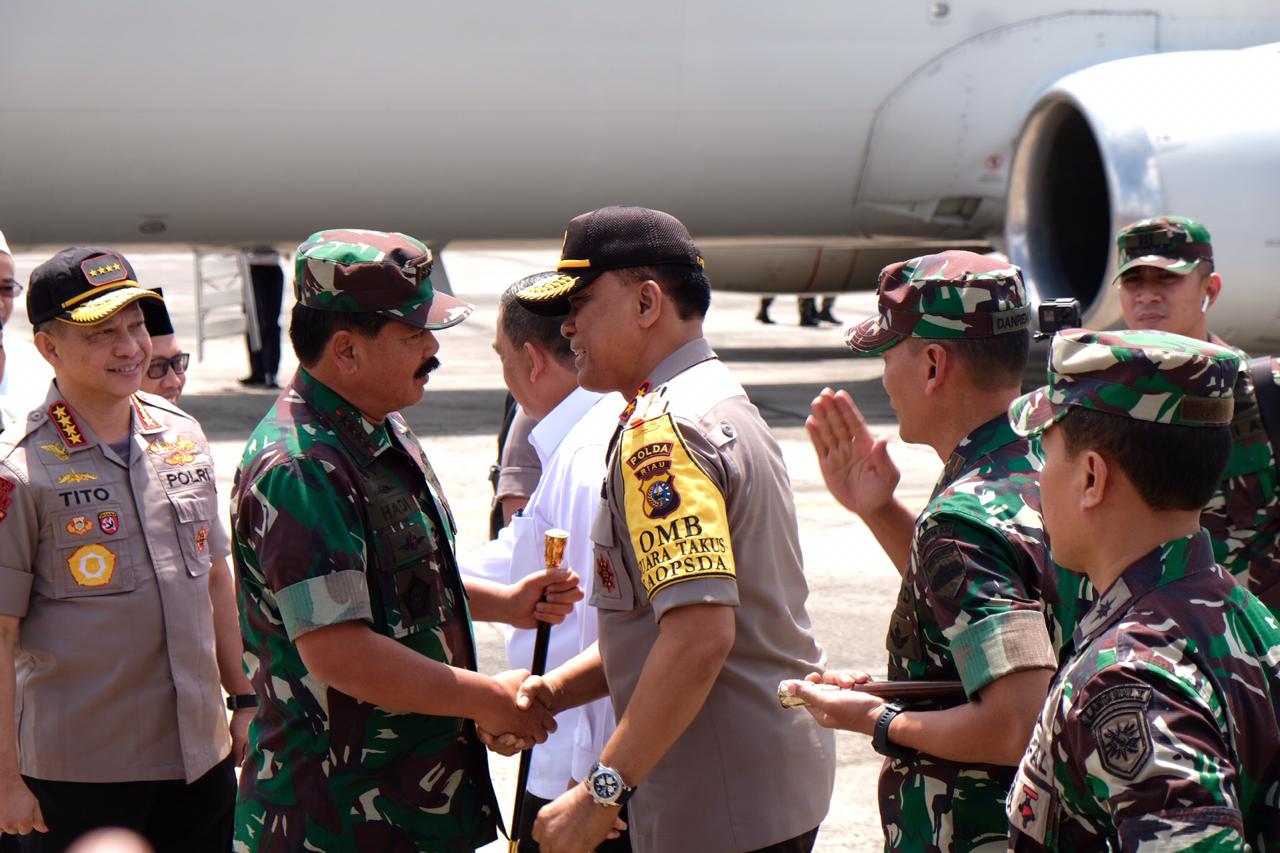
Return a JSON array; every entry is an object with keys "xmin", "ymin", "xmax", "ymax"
[
  {"xmin": 98, "ymin": 511, "xmax": 120, "ymax": 535},
  {"xmin": 65, "ymin": 516, "xmax": 93, "ymax": 537},
  {"xmin": 40, "ymin": 442, "xmax": 71, "ymax": 461},
  {"xmin": 57, "ymin": 470, "xmax": 97, "ymax": 485},
  {"xmin": 68, "ymin": 543, "xmax": 116, "ymax": 587}
]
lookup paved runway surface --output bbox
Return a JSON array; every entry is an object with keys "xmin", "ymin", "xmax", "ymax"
[{"xmin": 2, "ymin": 243, "xmax": 965, "ymax": 851}]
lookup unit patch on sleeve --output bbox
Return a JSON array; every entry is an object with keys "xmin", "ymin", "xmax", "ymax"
[
  {"xmin": 1079, "ymin": 684, "xmax": 1154, "ymax": 781},
  {"xmin": 68, "ymin": 543, "xmax": 116, "ymax": 587},
  {"xmin": 619, "ymin": 413, "xmax": 735, "ymax": 598}
]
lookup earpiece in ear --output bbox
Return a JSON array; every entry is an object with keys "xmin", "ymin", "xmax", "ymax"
[{"xmin": 1200, "ymin": 294, "xmax": 1210, "ymax": 313}]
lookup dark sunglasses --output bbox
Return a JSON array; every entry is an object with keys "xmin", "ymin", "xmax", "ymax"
[{"xmin": 147, "ymin": 353, "xmax": 190, "ymax": 379}]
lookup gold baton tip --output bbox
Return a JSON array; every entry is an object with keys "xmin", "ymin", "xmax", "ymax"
[{"xmin": 544, "ymin": 529, "xmax": 569, "ymax": 571}]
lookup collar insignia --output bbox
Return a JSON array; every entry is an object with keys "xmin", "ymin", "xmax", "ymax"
[{"xmin": 49, "ymin": 402, "xmax": 86, "ymax": 447}]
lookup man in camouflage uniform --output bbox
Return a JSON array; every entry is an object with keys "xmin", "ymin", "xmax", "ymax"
[
  {"xmin": 792, "ymin": 251, "xmax": 1088, "ymax": 851},
  {"xmin": 1113, "ymin": 215, "xmax": 1280, "ymax": 614},
  {"xmin": 232, "ymin": 229, "xmax": 564, "ymax": 851},
  {"xmin": 1006, "ymin": 328, "xmax": 1280, "ymax": 850}
]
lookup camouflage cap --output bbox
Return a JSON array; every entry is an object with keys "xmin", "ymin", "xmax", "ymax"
[
  {"xmin": 294, "ymin": 229, "xmax": 472, "ymax": 330},
  {"xmin": 1112, "ymin": 216, "xmax": 1213, "ymax": 283},
  {"xmin": 1009, "ymin": 328, "xmax": 1239, "ymax": 437},
  {"xmin": 27, "ymin": 246, "xmax": 163, "ymax": 326},
  {"xmin": 845, "ymin": 250, "xmax": 1030, "ymax": 357}
]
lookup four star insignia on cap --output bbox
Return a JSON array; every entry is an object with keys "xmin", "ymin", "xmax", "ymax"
[{"xmin": 80, "ymin": 255, "xmax": 129, "ymax": 286}]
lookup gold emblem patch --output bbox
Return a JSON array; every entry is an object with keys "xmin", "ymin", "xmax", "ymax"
[
  {"xmin": 65, "ymin": 516, "xmax": 93, "ymax": 537},
  {"xmin": 131, "ymin": 396, "xmax": 162, "ymax": 431},
  {"xmin": 57, "ymin": 470, "xmax": 98, "ymax": 485},
  {"xmin": 68, "ymin": 543, "xmax": 116, "ymax": 587},
  {"xmin": 40, "ymin": 442, "xmax": 71, "ymax": 461}
]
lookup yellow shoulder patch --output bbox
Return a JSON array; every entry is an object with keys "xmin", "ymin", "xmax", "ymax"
[{"xmin": 619, "ymin": 413, "xmax": 735, "ymax": 598}]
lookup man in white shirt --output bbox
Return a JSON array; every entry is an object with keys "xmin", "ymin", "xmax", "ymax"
[{"xmin": 461, "ymin": 272, "xmax": 626, "ymax": 850}]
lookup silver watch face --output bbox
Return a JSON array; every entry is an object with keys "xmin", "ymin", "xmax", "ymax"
[{"xmin": 590, "ymin": 767, "xmax": 622, "ymax": 802}]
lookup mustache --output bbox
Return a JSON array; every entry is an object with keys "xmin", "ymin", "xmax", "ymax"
[{"xmin": 415, "ymin": 356, "xmax": 441, "ymax": 379}]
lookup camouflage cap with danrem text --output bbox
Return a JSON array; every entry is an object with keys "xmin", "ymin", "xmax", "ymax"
[
  {"xmin": 1112, "ymin": 215, "xmax": 1213, "ymax": 284},
  {"xmin": 294, "ymin": 229, "xmax": 473, "ymax": 330},
  {"xmin": 845, "ymin": 250, "xmax": 1030, "ymax": 356},
  {"xmin": 1009, "ymin": 328, "xmax": 1239, "ymax": 437}
]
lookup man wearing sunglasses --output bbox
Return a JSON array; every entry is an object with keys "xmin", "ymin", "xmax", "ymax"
[{"xmin": 138, "ymin": 292, "xmax": 189, "ymax": 405}]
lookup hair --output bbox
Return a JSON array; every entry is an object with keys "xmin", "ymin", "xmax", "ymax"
[
  {"xmin": 289, "ymin": 304, "xmax": 393, "ymax": 367},
  {"xmin": 910, "ymin": 330, "xmax": 1031, "ymax": 387},
  {"xmin": 619, "ymin": 263, "xmax": 712, "ymax": 320},
  {"xmin": 500, "ymin": 275, "xmax": 574, "ymax": 367},
  {"xmin": 1057, "ymin": 407, "xmax": 1230, "ymax": 511},
  {"xmin": 32, "ymin": 320, "xmax": 60, "ymax": 337}
]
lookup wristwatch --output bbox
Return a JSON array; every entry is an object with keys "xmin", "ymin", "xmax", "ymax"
[
  {"xmin": 871, "ymin": 702, "xmax": 914, "ymax": 760},
  {"xmin": 585, "ymin": 762, "xmax": 635, "ymax": 807},
  {"xmin": 226, "ymin": 694, "xmax": 259, "ymax": 712}
]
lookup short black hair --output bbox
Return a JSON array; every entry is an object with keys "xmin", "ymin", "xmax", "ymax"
[
  {"xmin": 289, "ymin": 304, "xmax": 393, "ymax": 367},
  {"xmin": 619, "ymin": 263, "xmax": 711, "ymax": 320},
  {"xmin": 1057, "ymin": 407, "xmax": 1231, "ymax": 511},
  {"xmin": 500, "ymin": 274, "xmax": 573, "ymax": 366},
  {"xmin": 912, "ymin": 330, "xmax": 1031, "ymax": 387}
]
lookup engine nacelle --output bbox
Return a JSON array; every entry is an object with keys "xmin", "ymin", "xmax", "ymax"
[{"xmin": 1007, "ymin": 43, "xmax": 1280, "ymax": 350}]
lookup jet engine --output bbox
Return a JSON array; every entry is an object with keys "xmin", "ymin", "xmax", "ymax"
[{"xmin": 1007, "ymin": 43, "xmax": 1280, "ymax": 350}]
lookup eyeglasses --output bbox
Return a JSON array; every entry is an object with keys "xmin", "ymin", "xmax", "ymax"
[
  {"xmin": 147, "ymin": 353, "xmax": 190, "ymax": 379},
  {"xmin": 0, "ymin": 279, "xmax": 22, "ymax": 297}
]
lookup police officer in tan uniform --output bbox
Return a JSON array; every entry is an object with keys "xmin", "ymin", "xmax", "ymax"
[
  {"xmin": 508, "ymin": 207, "xmax": 835, "ymax": 853},
  {"xmin": 0, "ymin": 248, "xmax": 250, "ymax": 852}
]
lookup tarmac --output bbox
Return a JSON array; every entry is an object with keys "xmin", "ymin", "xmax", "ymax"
[{"xmin": 1, "ymin": 243, "xmax": 951, "ymax": 852}]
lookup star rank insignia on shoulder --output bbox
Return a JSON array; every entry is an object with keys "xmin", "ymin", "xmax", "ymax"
[{"xmin": 49, "ymin": 402, "xmax": 86, "ymax": 447}]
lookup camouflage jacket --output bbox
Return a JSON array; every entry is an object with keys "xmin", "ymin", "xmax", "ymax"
[
  {"xmin": 231, "ymin": 369, "xmax": 498, "ymax": 852},
  {"xmin": 881, "ymin": 414, "xmax": 1089, "ymax": 853},
  {"xmin": 1008, "ymin": 532, "xmax": 1280, "ymax": 851},
  {"xmin": 1202, "ymin": 337, "xmax": 1280, "ymax": 614}
]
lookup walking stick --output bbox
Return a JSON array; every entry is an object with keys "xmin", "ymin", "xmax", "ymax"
[{"xmin": 508, "ymin": 528, "xmax": 569, "ymax": 853}]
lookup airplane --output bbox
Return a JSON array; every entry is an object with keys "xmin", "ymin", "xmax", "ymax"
[{"xmin": 1, "ymin": 1, "xmax": 1278, "ymax": 347}]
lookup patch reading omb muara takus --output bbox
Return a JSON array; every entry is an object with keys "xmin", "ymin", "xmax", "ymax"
[{"xmin": 619, "ymin": 413, "xmax": 735, "ymax": 598}]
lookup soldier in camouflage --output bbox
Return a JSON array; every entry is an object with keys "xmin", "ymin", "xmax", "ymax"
[
  {"xmin": 1006, "ymin": 328, "xmax": 1280, "ymax": 850},
  {"xmin": 232, "ymin": 229, "xmax": 569, "ymax": 852},
  {"xmin": 1114, "ymin": 216, "xmax": 1280, "ymax": 614},
  {"xmin": 792, "ymin": 251, "xmax": 1089, "ymax": 852}
]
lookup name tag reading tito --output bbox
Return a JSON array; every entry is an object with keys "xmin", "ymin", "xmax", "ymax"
[{"xmin": 620, "ymin": 413, "xmax": 735, "ymax": 597}]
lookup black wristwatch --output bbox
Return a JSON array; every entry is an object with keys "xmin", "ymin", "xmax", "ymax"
[
  {"xmin": 226, "ymin": 694, "xmax": 258, "ymax": 712},
  {"xmin": 872, "ymin": 702, "xmax": 914, "ymax": 760},
  {"xmin": 585, "ymin": 762, "xmax": 635, "ymax": 807}
]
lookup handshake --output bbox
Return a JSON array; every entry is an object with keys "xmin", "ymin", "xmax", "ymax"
[{"xmin": 474, "ymin": 671, "xmax": 561, "ymax": 756}]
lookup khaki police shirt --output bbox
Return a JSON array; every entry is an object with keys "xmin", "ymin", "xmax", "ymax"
[
  {"xmin": 0, "ymin": 384, "xmax": 230, "ymax": 783},
  {"xmin": 590, "ymin": 338, "xmax": 835, "ymax": 853}
]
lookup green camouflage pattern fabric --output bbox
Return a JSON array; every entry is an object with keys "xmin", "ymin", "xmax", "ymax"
[
  {"xmin": 846, "ymin": 251, "xmax": 1030, "ymax": 357},
  {"xmin": 231, "ymin": 368, "xmax": 498, "ymax": 852},
  {"xmin": 294, "ymin": 228, "xmax": 473, "ymax": 330},
  {"xmin": 1010, "ymin": 329, "xmax": 1239, "ymax": 437},
  {"xmin": 1008, "ymin": 532, "xmax": 1280, "ymax": 851},
  {"xmin": 881, "ymin": 414, "xmax": 1091, "ymax": 852},
  {"xmin": 1113, "ymin": 215, "xmax": 1214, "ymax": 282},
  {"xmin": 1202, "ymin": 338, "xmax": 1280, "ymax": 616}
]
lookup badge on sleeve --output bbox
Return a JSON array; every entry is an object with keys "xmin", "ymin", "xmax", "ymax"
[
  {"xmin": 97, "ymin": 511, "xmax": 120, "ymax": 535},
  {"xmin": 1007, "ymin": 764, "xmax": 1056, "ymax": 844},
  {"xmin": 1080, "ymin": 684, "xmax": 1154, "ymax": 781},
  {"xmin": 195, "ymin": 526, "xmax": 208, "ymax": 553},
  {"xmin": 619, "ymin": 413, "xmax": 735, "ymax": 598},
  {"xmin": 596, "ymin": 554, "xmax": 617, "ymax": 593},
  {"xmin": 66, "ymin": 516, "xmax": 93, "ymax": 536},
  {"xmin": 68, "ymin": 544, "xmax": 116, "ymax": 587}
]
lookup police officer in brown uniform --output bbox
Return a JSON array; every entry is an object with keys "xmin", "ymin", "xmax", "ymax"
[
  {"xmin": 509, "ymin": 207, "xmax": 835, "ymax": 853},
  {"xmin": 0, "ymin": 248, "xmax": 249, "ymax": 852}
]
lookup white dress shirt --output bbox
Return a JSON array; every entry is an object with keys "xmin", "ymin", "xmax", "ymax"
[{"xmin": 461, "ymin": 387, "xmax": 623, "ymax": 798}]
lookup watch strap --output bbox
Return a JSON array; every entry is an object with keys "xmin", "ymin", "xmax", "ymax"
[
  {"xmin": 226, "ymin": 694, "xmax": 258, "ymax": 711},
  {"xmin": 871, "ymin": 702, "xmax": 914, "ymax": 760},
  {"xmin": 586, "ymin": 761, "xmax": 635, "ymax": 807}
]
